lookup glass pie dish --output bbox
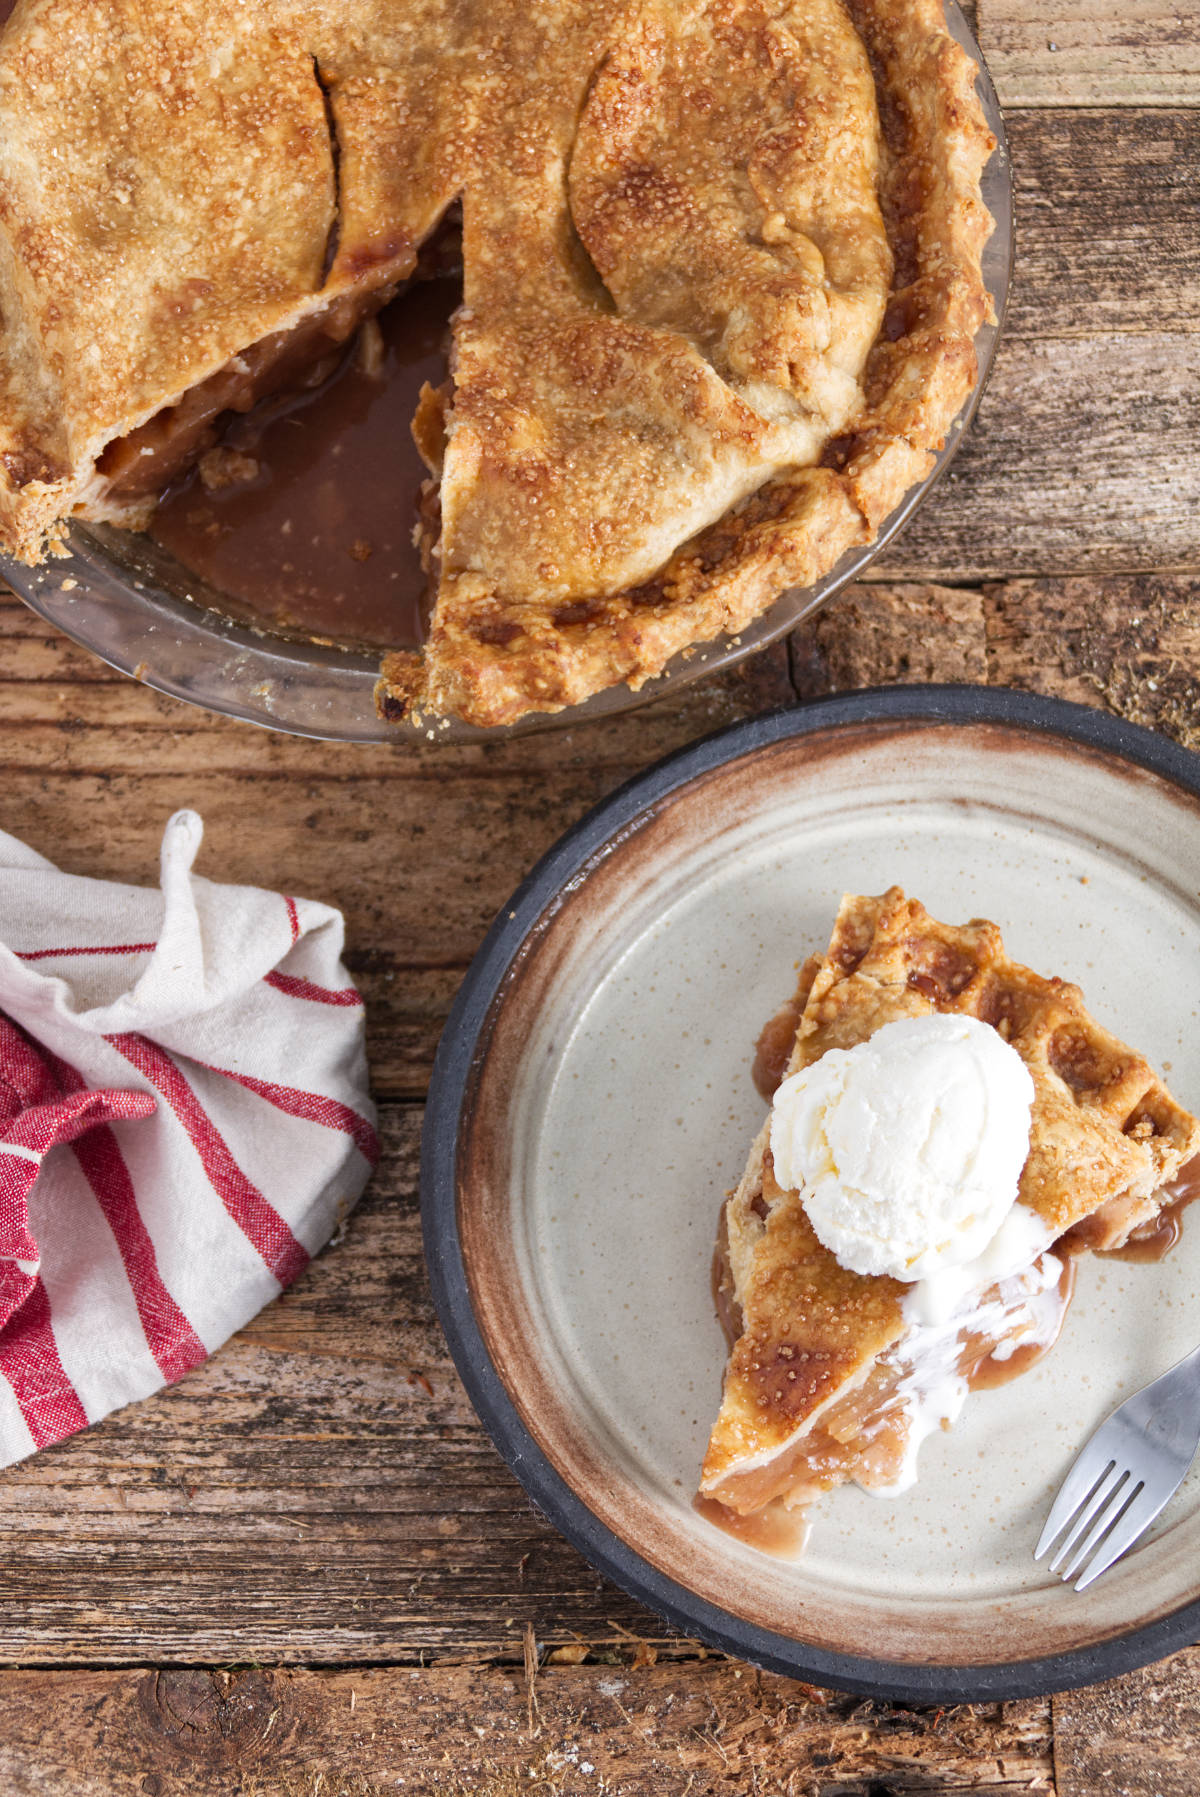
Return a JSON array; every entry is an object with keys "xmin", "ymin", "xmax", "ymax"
[{"xmin": 0, "ymin": 2, "xmax": 1012, "ymax": 745}]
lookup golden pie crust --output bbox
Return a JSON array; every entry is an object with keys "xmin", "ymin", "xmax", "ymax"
[
  {"xmin": 0, "ymin": 0, "xmax": 995, "ymax": 727},
  {"xmin": 700, "ymin": 889, "xmax": 1200, "ymax": 1522}
]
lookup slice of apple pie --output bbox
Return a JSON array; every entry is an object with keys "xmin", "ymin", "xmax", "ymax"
[{"xmin": 700, "ymin": 888, "xmax": 1200, "ymax": 1541}]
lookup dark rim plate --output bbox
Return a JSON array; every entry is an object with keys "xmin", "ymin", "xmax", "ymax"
[{"xmin": 422, "ymin": 686, "xmax": 1200, "ymax": 1701}]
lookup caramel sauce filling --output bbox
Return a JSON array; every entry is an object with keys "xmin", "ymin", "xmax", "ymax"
[
  {"xmin": 967, "ymin": 1258, "xmax": 1076, "ymax": 1389},
  {"xmin": 750, "ymin": 956, "xmax": 822, "ymax": 1102},
  {"xmin": 693, "ymin": 1492, "xmax": 811, "ymax": 1559},
  {"xmin": 146, "ymin": 277, "xmax": 459, "ymax": 650},
  {"xmin": 85, "ymin": 210, "xmax": 465, "ymax": 652},
  {"xmin": 751, "ymin": 995, "xmax": 804, "ymax": 1103},
  {"xmin": 97, "ymin": 287, "xmax": 396, "ymax": 506},
  {"xmin": 1095, "ymin": 1153, "xmax": 1200, "ymax": 1263}
]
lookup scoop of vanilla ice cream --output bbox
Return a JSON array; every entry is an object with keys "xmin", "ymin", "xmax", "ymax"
[{"xmin": 769, "ymin": 1013, "xmax": 1035, "ymax": 1282}]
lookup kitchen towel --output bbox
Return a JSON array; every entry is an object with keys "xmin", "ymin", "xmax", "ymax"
[{"xmin": 0, "ymin": 809, "xmax": 378, "ymax": 1464}]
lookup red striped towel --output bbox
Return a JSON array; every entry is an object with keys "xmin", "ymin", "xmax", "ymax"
[{"xmin": 0, "ymin": 809, "xmax": 378, "ymax": 1462}]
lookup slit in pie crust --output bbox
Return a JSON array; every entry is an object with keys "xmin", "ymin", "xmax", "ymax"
[
  {"xmin": 699, "ymin": 889, "xmax": 1200, "ymax": 1544},
  {"xmin": 0, "ymin": 0, "xmax": 996, "ymax": 727}
]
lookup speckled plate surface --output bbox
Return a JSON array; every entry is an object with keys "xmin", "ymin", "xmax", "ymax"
[{"xmin": 422, "ymin": 687, "xmax": 1200, "ymax": 1700}]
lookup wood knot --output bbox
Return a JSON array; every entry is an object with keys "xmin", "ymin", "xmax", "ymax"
[{"xmin": 136, "ymin": 1668, "xmax": 284, "ymax": 1771}]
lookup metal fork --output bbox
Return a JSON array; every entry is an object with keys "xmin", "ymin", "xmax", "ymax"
[{"xmin": 1034, "ymin": 1342, "xmax": 1200, "ymax": 1590}]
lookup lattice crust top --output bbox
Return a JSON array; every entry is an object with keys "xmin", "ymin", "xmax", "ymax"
[
  {"xmin": 796, "ymin": 889, "xmax": 1200, "ymax": 1240},
  {"xmin": 701, "ymin": 888, "xmax": 1200, "ymax": 1500}
]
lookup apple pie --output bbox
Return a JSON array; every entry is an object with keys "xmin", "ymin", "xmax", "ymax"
[
  {"xmin": 700, "ymin": 889, "xmax": 1200, "ymax": 1539},
  {"xmin": 0, "ymin": 0, "xmax": 995, "ymax": 727}
]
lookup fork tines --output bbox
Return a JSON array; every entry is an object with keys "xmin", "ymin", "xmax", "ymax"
[{"xmin": 1036, "ymin": 1455, "xmax": 1163, "ymax": 1591}]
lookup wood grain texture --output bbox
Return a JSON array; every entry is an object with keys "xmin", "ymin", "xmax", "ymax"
[
  {"xmin": 4, "ymin": 575, "xmax": 1199, "ymax": 1115},
  {"xmin": 0, "ymin": 1664, "xmax": 1055, "ymax": 1797},
  {"xmin": 794, "ymin": 573, "xmax": 1200, "ymax": 754},
  {"xmin": 978, "ymin": 0, "xmax": 1200, "ymax": 106},
  {"xmin": 984, "ymin": 571, "xmax": 1200, "ymax": 748},
  {"xmin": 1004, "ymin": 110, "xmax": 1200, "ymax": 339},
  {"xmin": 790, "ymin": 581, "xmax": 988, "ymax": 692},
  {"xmin": 0, "ymin": 592, "xmax": 793, "ymax": 1098},
  {"xmin": 0, "ymin": 1108, "xmax": 675, "ymax": 1665},
  {"xmin": 869, "ymin": 332, "xmax": 1200, "ymax": 581}
]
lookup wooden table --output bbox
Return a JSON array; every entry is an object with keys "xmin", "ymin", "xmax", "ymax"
[{"xmin": 0, "ymin": 4, "xmax": 1198, "ymax": 1790}]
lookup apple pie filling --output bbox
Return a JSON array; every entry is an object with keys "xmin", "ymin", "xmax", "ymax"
[
  {"xmin": 90, "ymin": 286, "xmax": 400, "ymax": 513},
  {"xmin": 710, "ymin": 1225, "xmax": 1072, "ymax": 1525},
  {"xmin": 69, "ymin": 204, "xmax": 468, "ymax": 649},
  {"xmin": 143, "ymin": 276, "xmax": 461, "ymax": 649}
]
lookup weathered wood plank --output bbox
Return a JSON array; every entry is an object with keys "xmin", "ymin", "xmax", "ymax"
[
  {"xmin": 4, "ymin": 571, "xmax": 1197, "ymax": 1104},
  {"xmin": 1053, "ymin": 1649, "xmax": 1200, "ymax": 1796},
  {"xmin": 4, "ymin": 338, "xmax": 1200, "ymax": 762},
  {"xmin": 791, "ymin": 580, "xmax": 988, "ymax": 692},
  {"xmin": 0, "ymin": 769, "xmax": 585, "ymax": 1097},
  {"xmin": 0, "ymin": 602, "xmax": 794, "ymax": 770},
  {"xmin": 0, "ymin": 1663, "xmax": 1055, "ymax": 1797},
  {"xmin": 870, "ymin": 332, "xmax": 1200, "ymax": 581},
  {"xmin": 983, "ymin": 571, "xmax": 1200, "ymax": 750},
  {"xmin": 1004, "ymin": 110, "xmax": 1200, "ymax": 340},
  {"xmin": 0, "ymin": 632, "xmax": 792, "ymax": 1098},
  {"xmin": 793, "ymin": 572, "xmax": 1200, "ymax": 755},
  {"xmin": 978, "ymin": 0, "xmax": 1200, "ymax": 107}
]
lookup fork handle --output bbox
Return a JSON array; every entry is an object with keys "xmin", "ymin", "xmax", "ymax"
[{"xmin": 1128, "ymin": 1341, "xmax": 1200, "ymax": 1460}]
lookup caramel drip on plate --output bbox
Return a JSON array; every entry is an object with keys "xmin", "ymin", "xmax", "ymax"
[
  {"xmin": 149, "ymin": 278, "xmax": 459, "ymax": 651},
  {"xmin": 693, "ymin": 1493, "xmax": 811, "ymax": 1559},
  {"xmin": 1097, "ymin": 1154, "xmax": 1200, "ymax": 1264},
  {"xmin": 751, "ymin": 995, "xmax": 804, "ymax": 1102},
  {"xmin": 965, "ymin": 1256, "xmax": 1076, "ymax": 1391}
]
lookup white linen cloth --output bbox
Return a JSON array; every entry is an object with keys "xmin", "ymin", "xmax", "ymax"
[{"xmin": 0, "ymin": 810, "xmax": 378, "ymax": 1464}]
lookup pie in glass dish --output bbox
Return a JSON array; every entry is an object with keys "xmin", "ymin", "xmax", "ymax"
[
  {"xmin": 0, "ymin": 0, "xmax": 996, "ymax": 727},
  {"xmin": 700, "ymin": 889, "xmax": 1200, "ymax": 1549}
]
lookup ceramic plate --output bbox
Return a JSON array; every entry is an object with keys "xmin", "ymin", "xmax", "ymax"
[{"xmin": 422, "ymin": 687, "xmax": 1200, "ymax": 1700}]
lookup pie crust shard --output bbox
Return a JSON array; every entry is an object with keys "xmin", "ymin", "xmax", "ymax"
[
  {"xmin": 700, "ymin": 889, "xmax": 1200, "ymax": 1537},
  {"xmin": 0, "ymin": 0, "xmax": 996, "ymax": 727}
]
